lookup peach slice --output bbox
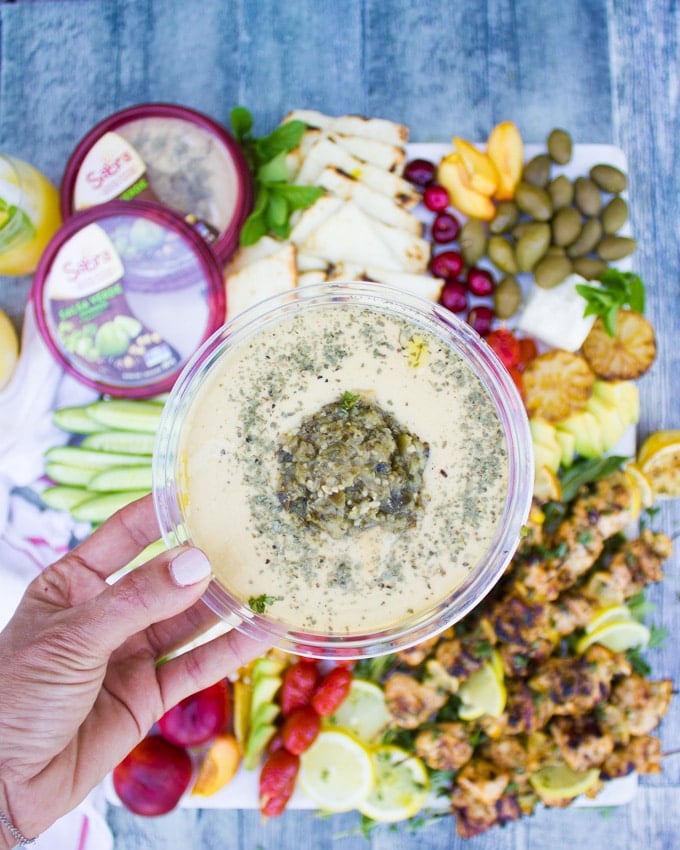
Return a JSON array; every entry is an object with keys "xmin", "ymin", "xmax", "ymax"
[
  {"xmin": 452, "ymin": 137, "xmax": 500, "ymax": 197},
  {"xmin": 486, "ymin": 121, "xmax": 524, "ymax": 200},
  {"xmin": 192, "ymin": 733, "xmax": 241, "ymax": 796},
  {"xmin": 437, "ymin": 153, "xmax": 496, "ymax": 220}
]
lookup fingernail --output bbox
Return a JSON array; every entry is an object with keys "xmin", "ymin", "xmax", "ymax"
[{"xmin": 170, "ymin": 548, "xmax": 212, "ymax": 587}]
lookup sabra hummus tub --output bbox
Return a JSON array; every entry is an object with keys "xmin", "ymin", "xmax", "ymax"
[
  {"xmin": 153, "ymin": 282, "xmax": 533, "ymax": 659},
  {"xmin": 60, "ymin": 103, "xmax": 252, "ymax": 265},
  {"xmin": 32, "ymin": 201, "xmax": 225, "ymax": 398}
]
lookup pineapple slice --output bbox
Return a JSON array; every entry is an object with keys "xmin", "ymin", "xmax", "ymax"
[
  {"xmin": 522, "ymin": 350, "xmax": 596, "ymax": 423},
  {"xmin": 581, "ymin": 309, "xmax": 656, "ymax": 380}
]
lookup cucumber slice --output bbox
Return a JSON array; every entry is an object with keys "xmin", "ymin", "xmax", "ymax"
[
  {"xmin": 81, "ymin": 430, "xmax": 156, "ymax": 455},
  {"xmin": 45, "ymin": 462, "xmax": 94, "ymax": 487},
  {"xmin": 46, "ymin": 445, "xmax": 152, "ymax": 469},
  {"xmin": 41, "ymin": 485, "xmax": 89, "ymax": 512},
  {"xmin": 53, "ymin": 405, "xmax": 107, "ymax": 435},
  {"xmin": 71, "ymin": 490, "xmax": 150, "ymax": 523},
  {"xmin": 87, "ymin": 465, "xmax": 153, "ymax": 493},
  {"xmin": 85, "ymin": 400, "xmax": 163, "ymax": 433}
]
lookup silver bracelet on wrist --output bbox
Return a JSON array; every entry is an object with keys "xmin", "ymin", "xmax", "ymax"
[{"xmin": 0, "ymin": 809, "xmax": 37, "ymax": 846}]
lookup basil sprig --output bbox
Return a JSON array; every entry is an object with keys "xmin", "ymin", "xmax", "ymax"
[
  {"xmin": 230, "ymin": 106, "xmax": 324, "ymax": 246},
  {"xmin": 575, "ymin": 267, "xmax": 646, "ymax": 337}
]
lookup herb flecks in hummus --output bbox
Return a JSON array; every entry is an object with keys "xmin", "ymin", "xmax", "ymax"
[{"xmin": 277, "ymin": 392, "xmax": 429, "ymax": 538}]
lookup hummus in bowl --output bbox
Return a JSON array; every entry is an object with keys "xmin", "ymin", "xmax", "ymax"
[{"xmin": 153, "ymin": 282, "xmax": 532, "ymax": 658}]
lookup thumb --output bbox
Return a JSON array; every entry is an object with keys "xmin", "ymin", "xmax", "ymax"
[{"xmin": 85, "ymin": 546, "xmax": 213, "ymax": 655}]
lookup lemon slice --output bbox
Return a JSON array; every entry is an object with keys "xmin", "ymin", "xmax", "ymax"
[
  {"xmin": 584, "ymin": 604, "xmax": 632, "ymax": 634},
  {"xmin": 624, "ymin": 462, "xmax": 654, "ymax": 509},
  {"xmin": 638, "ymin": 431, "xmax": 680, "ymax": 499},
  {"xmin": 529, "ymin": 763, "xmax": 600, "ymax": 802},
  {"xmin": 457, "ymin": 651, "xmax": 506, "ymax": 721},
  {"xmin": 299, "ymin": 730, "xmax": 374, "ymax": 812},
  {"xmin": 533, "ymin": 465, "xmax": 562, "ymax": 502},
  {"xmin": 0, "ymin": 309, "xmax": 19, "ymax": 391},
  {"xmin": 576, "ymin": 617, "xmax": 650, "ymax": 653},
  {"xmin": 326, "ymin": 679, "xmax": 392, "ymax": 744},
  {"xmin": 358, "ymin": 745, "xmax": 430, "ymax": 823}
]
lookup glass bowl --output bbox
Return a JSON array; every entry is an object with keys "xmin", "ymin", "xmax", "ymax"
[{"xmin": 153, "ymin": 282, "xmax": 533, "ymax": 659}]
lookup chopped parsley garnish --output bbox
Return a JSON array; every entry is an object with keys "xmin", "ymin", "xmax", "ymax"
[
  {"xmin": 248, "ymin": 594, "xmax": 280, "ymax": 614},
  {"xmin": 340, "ymin": 390, "xmax": 360, "ymax": 414}
]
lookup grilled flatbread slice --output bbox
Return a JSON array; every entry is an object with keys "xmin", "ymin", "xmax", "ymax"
[
  {"xmin": 295, "ymin": 139, "xmax": 418, "ymax": 207},
  {"xmin": 225, "ymin": 243, "xmax": 297, "ymax": 319},
  {"xmin": 318, "ymin": 167, "xmax": 422, "ymax": 235},
  {"xmin": 283, "ymin": 110, "xmax": 408, "ymax": 146}
]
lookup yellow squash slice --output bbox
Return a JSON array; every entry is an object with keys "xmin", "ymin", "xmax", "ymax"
[
  {"xmin": 582, "ymin": 309, "xmax": 656, "ymax": 380},
  {"xmin": 522, "ymin": 350, "xmax": 596, "ymax": 423}
]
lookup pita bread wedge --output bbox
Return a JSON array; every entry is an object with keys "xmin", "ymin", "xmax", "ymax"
[
  {"xmin": 298, "ymin": 270, "xmax": 329, "ymax": 287},
  {"xmin": 288, "ymin": 195, "xmax": 343, "ymax": 246},
  {"xmin": 225, "ymin": 243, "xmax": 297, "ymax": 319},
  {"xmin": 318, "ymin": 167, "xmax": 422, "ymax": 235},
  {"xmin": 360, "ymin": 266, "xmax": 444, "ymax": 302},
  {"xmin": 224, "ymin": 235, "xmax": 285, "ymax": 274},
  {"xmin": 327, "ymin": 133, "xmax": 405, "ymax": 172}
]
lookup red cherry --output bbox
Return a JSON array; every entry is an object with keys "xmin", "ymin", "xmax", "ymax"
[
  {"xmin": 429, "ymin": 250, "xmax": 464, "ymax": 279},
  {"xmin": 467, "ymin": 305, "xmax": 495, "ymax": 336},
  {"xmin": 431, "ymin": 211, "xmax": 461, "ymax": 244},
  {"xmin": 403, "ymin": 158, "xmax": 437, "ymax": 187},
  {"xmin": 423, "ymin": 184, "xmax": 450, "ymax": 212},
  {"xmin": 466, "ymin": 266, "xmax": 495, "ymax": 297},
  {"xmin": 439, "ymin": 280, "xmax": 468, "ymax": 314}
]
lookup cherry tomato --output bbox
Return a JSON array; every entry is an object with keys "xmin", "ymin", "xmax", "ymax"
[
  {"xmin": 508, "ymin": 365, "xmax": 524, "ymax": 396},
  {"xmin": 485, "ymin": 328, "xmax": 521, "ymax": 370},
  {"xmin": 310, "ymin": 667, "xmax": 353, "ymax": 716},
  {"xmin": 259, "ymin": 749, "xmax": 300, "ymax": 817},
  {"xmin": 517, "ymin": 336, "xmax": 539, "ymax": 370},
  {"xmin": 279, "ymin": 660, "xmax": 320, "ymax": 716},
  {"xmin": 281, "ymin": 705, "xmax": 321, "ymax": 755}
]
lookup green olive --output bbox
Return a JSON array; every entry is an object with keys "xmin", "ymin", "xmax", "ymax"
[
  {"xmin": 489, "ymin": 201, "xmax": 520, "ymax": 234},
  {"xmin": 545, "ymin": 244, "xmax": 567, "ymax": 257},
  {"xmin": 574, "ymin": 177, "xmax": 603, "ymax": 216},
  {"xmin": 590, "ymin": 163, "xmax": 627, "ymax": 193},
  {"xmin": 512, "ymin": 221, "xmax": 533, "ymax": 241},
  {"xmin": 459, "ymin": 218, "xmax": 487, "ymax": 266},
  {"xmin": 515, "ymin": 182, "xmax": 553, "ymax": 221},
  {"xmin": 596, "ymin": 235, "xmax": 638, "ymax": 261},
  {"xmin": 533, "ymin": 255, "xmax": 573, "ymax": 289},
  {"xmin": 547, "ymin": 128, "xmax": 573, "ymax": 165},
  {"xmin": 601, "ymin": 196, "xmax": 629, "ymax": 235},
  {"xmin": 493, "ymin": 275, "xmax": 522, "ymax": 319},
  {"xmin": 516, "ymin": 222, "xmax": 551, "ymax": 272},
  {"xmin": 522, "ymin": 154, "xmax": 552, "ymax": 188},
  {"xmin": 487, "ymin": 235, "xmax": 519, "ymax": 274},
  {"xmin": 552, "ymin": 207, "xmax": 583, "ymax": 247},
  {"xmin": 571, "ymin": 256, "xmax": 608, "ymax": 280},
  {"xmin": 566, "ymin": 217, "xmax": 603, "ymax": 258},
  {"xmin": 547, "ymin": 174, "xmax": 574, "ymax": 210}
]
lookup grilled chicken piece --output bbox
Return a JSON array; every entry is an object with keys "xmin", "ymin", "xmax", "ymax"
[
  {"xmin": 548, "ymin": 593, "xmax": 596, "ymax": 636},
  {"xmin": 415, "ymin": 722, "xmax": 474, "ymax": 770},
  {"xmin": 396, "ymin": 635, "xmax": 440, "ymax": 667},
  {"xmin": 505, "ymin": 681, "xmax": 556, "ymax": 735},
  {"xmin": 601, "ymin": 735, "xmax": 664, "ymax": 778},
  {"xmin": 450, "ymin": 760, "xmax": 519, "ymax": 838},
  {"xmin": 383, "ymin": 672, "xmax": 447, "ymax": 729},
  {"xmin": 549, "ymin": 714, "xmax": 615, "ymax": 771},
  {"xmin": 434, "ymin": 637, "xmax": 485, "ymax": 679},
  {"xmin": 479, "ymin": 735, "xmax": 532, "ymax": 777},
  {"xmin": 528, "ymin": 646, "xmax": 628, "ymax": 717},
  {"xmin": 599, "ymin": 675, "xmax": 673, "ymax": 744}
]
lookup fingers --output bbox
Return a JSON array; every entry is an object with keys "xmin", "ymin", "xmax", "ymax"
[
  {"xmin": 156, "ymin": 627, "xmax": 272, "ymax": 710},
  {"xmin": 69, "ymin": 493, "xmax": 161, "ymax": 580},
  {"xmin": 80, "ymin": 545, "xmax": 214, "ymax": 657}
]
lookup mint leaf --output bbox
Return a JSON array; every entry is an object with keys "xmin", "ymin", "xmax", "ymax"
[
  {"xmin": 265, "ymin": 192, "xmax": 288, "ymax": 229},
  {"xmin": 558, "ymin": 455, "xmax": 630, "ymax": 503},
  {"xmin": 230, "ymin": 106, "xmax": 254, "ymax": 140},
  {"xmin": 254, "ymin": 119, "xmax": 307, "ymax": 161},
  {"xmin": 576, "ymin": 268, "xmax": 647, "ymax": 338},
  {"xmin": 257, "ymin": 150, "xmax": 289, "ymax": 184},
  {"xmin": 239, "ymin": 211, "xmax": 267, "ymax": 246},
  {"xmin": 270, "ymin": 183, "xmax": 324, "ymax": 210}
]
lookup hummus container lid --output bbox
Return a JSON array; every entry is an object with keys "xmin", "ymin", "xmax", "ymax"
[
  {"xmin": 60, "ymin": 102, "xmax": 252, "ymax": 266},
  {"xmin": 32, "ymin": 200, "xmax": 226, "ymax": 398},
  {"xmin": 153, "ymin": 282, "xmax": 534, "ymax": 660}
]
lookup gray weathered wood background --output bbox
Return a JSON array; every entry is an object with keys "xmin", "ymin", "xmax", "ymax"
[{"xmin": 1, "ymin": 0, "xmax": 679, "ymax": 847}]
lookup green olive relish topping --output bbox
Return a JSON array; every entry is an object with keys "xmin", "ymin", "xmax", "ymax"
[{"xmin": 277, "ymin": 392, "xmax": 430, "ymax": 538}]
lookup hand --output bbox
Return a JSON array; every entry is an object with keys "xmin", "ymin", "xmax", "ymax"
[{"xmin": 0, "ymin": 494, "xmax": 269, "ymax": 845}]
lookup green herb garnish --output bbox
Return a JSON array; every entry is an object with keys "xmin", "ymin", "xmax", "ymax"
[
  {"xmin": 558, "ymin": 454, "xmax": 630, "ymax": 502},
  {"xmin": 576, "ymin": 267, "xmax": 646, "ymax": 337},
  {"xmin": 229, "ymin": 106, "xmax": 324, "ymax": 246},
  {"xmin": 340, "ymin": 391, "xmax": 360, "ymax": 414},
  {"xmin": 248, "ymin": 594, "xmax": 280, "ymax": 614}
]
